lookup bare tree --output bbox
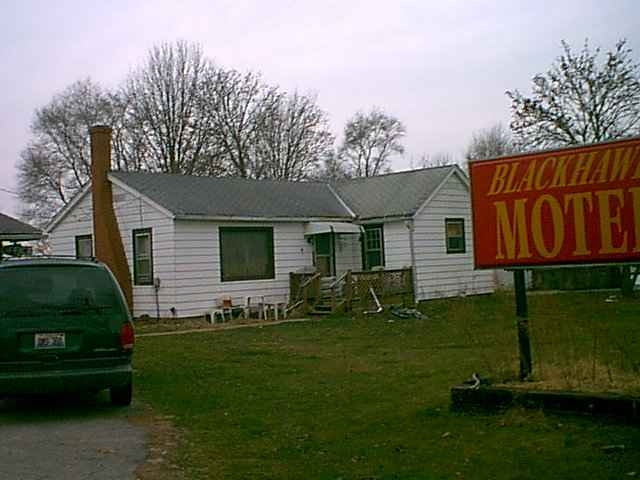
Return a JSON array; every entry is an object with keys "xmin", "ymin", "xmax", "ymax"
[
  {"xmin": 17, "ymin": 79, "xmax": 119, "ymax": 225},
  {"xmin": 110, "ymin": 91, "xmax": 150, "ymax": 173},
  {"xmin": 204, "ymin": 71, "xmax": 332, "ymax": 180},
  {"xmin": 204, "ymin": 69, "xmax": 277, "ymax": 178},
  {"xmin": 314, "ymin": 151, "xmax": 351, "ymax": 181},
  {"xmin": 465, "ymin": 123, "xmax": 514, "ymax": 162},
  {"xmin": 121, "ymin": 41, "xmax": 220, "ymax": 175},
  {"xmin": 339, "ymin": 108, "xmax": 405, "ymax": 177},
  {"xmin": 256, "ymin": 92, "xmax": 334, "ymax": 181},
  {"xmin": 418, "ymin": 152, "xmax": 456, "ymax": 168},
  {"xmin": 507, "ymin": 38, "xmax": 640, "ymax": 297},
  {"xmin": 18, "ymin": 41, "xmax": 340, "ymax": 226},
  {"xmin": 507, "ymin": 39, "xmax": 640, "ymax": 151},
  {"xmin": 18, "ymin": 146, "xmax": 70, "ymax": 225}
]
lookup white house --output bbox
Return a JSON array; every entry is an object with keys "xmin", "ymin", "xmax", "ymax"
[{"xmin": 46, "ymin": 127, "xmax": 494, "ymax": 318}]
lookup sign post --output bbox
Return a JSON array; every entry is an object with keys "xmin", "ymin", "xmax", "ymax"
[
  {"xmin": 513, "ymin": 270, "xmax": 532, "ymax": 380},
  {"xmin": 469, "ymin": 137, "xmax": 640, "ymax": 381}
]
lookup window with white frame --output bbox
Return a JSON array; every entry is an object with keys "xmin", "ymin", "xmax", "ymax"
[
  {"xmin": 445, "ymin": 218, "xmax": 465, "ymax": 253},
  {"xmin": 133, "ymin": 228, "xmax": 153, "ymax": 285}
]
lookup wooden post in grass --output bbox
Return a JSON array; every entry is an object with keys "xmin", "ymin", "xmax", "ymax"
[{"xmin": 514, "ymin": 270, "xmax": 532, "ymax": 380}]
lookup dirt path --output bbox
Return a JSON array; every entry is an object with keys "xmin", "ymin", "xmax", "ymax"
[{"xmin": 137, "ymin": 317, "xmax": 313, "ymax": 337}]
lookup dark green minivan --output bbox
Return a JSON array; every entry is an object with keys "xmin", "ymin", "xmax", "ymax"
[{"xmin": 0, "ymin": 257, "xmax": 134, "ymax": 405}]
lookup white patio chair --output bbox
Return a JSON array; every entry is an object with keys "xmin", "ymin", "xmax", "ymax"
[
  {"xmin": 208, "ymin": 297, "xmax": 233, "ymax": 324},
  {"xmin": 270, "ymin": 297, "xmax": 288, "ymax": 321},
  {"xmin": 244, "ymin": 296, "xmax": 269, "ymax": 320}
]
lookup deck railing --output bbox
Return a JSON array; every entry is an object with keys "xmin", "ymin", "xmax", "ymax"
[
  {"xmin": 289, "ymin": 267, "xmax": 413, "ymax": 315},
  {"xmin": 288, "ymin": 271, "xmax": 322, "ymax": 315}
]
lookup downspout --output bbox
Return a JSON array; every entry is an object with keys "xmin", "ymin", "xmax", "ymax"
[
  {"xmin": 407, "ymin": 218, "xmax": 418, "ymax": 305},
  {"xmin": 330, "ymin": 225, "xmax": 336, "ymax": 277}
]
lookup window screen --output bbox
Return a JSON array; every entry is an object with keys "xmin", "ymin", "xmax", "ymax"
[{"xmin": 219, "ymin": 227, "xmax": 275, "ymax": 282}]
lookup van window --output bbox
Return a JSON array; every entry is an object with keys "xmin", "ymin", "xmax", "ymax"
[{"xmin": 0, "ymin": 265, "xmax": 126, "ymax": 315}]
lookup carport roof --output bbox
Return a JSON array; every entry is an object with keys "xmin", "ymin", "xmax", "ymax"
[{"xmin": 0, "ymin": 213, "xmax": 42, "ymax": 241}]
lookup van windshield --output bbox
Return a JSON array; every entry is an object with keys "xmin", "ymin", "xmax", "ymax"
[{"xmin": 0, "ymin": 265, "xmax": 126, "ymax": 316}]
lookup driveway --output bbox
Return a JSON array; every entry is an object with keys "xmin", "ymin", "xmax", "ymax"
[{"xmin": 0, "ymin": 395, "xmax": 147, "ymax": 480}]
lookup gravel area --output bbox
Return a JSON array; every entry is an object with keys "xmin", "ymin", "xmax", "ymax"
[{"xmin": 0, "ymin": 399, "xmax": 147, "ymax": 480}]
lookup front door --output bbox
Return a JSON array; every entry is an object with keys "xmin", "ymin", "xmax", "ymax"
[{"xmin": 313, "ymin": 233, "xmax": 335, "ymax": 277}]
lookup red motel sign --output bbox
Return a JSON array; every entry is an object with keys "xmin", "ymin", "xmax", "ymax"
[{"xmin": 469, "ymin": 137, "xmax": 640, "ymax": 269}]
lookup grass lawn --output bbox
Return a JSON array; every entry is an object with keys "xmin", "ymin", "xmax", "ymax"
[{"xmin": 134, "ymin": 292, "xmax": 640, "ymax": 479}]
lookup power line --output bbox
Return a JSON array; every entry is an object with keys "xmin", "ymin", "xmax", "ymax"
[{"xmin": 0, "ymin": 186, "xmax": 19, "ymax": 196}]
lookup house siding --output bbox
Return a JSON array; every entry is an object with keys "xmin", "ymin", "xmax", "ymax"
[
  {"xmin": 412, "ymin": 173, "xmax": 494, "ymax": 301},
  {"xmin": 111, "ymin": 185, "xmax": 175, "ymax": 317},
  {"xmin": 48, "ymin": 185, "xmax": 176, "ymax": 318},
  {"xmin": 48, "ymin": 192, "xmax": 94, "ymax": 256},
  {"xmin": 48, "ymin": 169, "xmax": 497, "ymax": 318},
  {"xmin": 335, "ymin": 234, "xmax": 361, "ymax": 275},
  {"xmin": 335, "ymin": 221, "xmax": 412, "ymax": 273},
  {"xmin": 171, "ymin": 220, "xmax": 314, "ymax": 317},
  {"xmin": 382, "ymin": 221, "xmax": 412, "ymax": 269}
]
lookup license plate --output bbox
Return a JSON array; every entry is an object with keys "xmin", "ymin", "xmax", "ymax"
[{"xmin": 34, "ymin": 333, "xmax": 66, "ymax": 349}]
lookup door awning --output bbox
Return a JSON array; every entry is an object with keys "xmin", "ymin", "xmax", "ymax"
[{"xmin": 304, "ymin": 222, "xmax": 363, "ymax": 236}]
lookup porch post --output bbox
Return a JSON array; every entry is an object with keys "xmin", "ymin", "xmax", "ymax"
[{"xmin": 407, "ymin": 219, "xmax": 418, "ymax": 305}]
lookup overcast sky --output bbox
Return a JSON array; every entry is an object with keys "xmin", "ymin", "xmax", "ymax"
[{"xmin": 1, "ymin": 0, "xmax": 638, "ymax": 217}]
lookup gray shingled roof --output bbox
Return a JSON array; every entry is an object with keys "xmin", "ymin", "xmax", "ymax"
[
  {"xmin": 109, "ymin": 167, "xmax": 459, "ymax": 221},
  {"xmin": 0, "ymin": 213, "xmax": 42, "ymax": 240},
  {"xmin": 110, "ymin": 171, "xmax": 353, "ymax": 219},
  {"xmin": 332, "ymin": 166, "xmax": 456, "ymax": 219}
]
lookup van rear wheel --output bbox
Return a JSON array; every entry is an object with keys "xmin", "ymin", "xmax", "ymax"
[{"xmin": 110, "ymin": 383, "xmax": 132, "ymax": 406}]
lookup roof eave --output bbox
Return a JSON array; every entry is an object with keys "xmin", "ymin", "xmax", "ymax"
[
  {"xmin": 0, "ymin": 233, "xmax": 43, "ymax": 241},
  {"xmin": 412, "ymin": 166, "xmax": 466, "ymax": 219},
  {"xmin": 45, "ymin": 183, "xmax": 92, "ymax": 233},
  {"xmin": 108, "ymin": 174, "xmax": 176, "ymax": 220},
  {"xmin": 355, "ymin": 214, "xmax": 413, "ymax": 223},
  {"xmin": 174, "ymin": 214, "xmax": 355, "ymax": 223}
]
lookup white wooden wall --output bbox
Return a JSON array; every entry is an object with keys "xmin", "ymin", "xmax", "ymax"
[
  {"xmin": 335, "ymin": 234, "xmax": 361, "ymax": 276},
  {"xmin": 172, "ymin": 220, "xmax": 314, "ymax": 317},
  {"xmin": 111, "ymin": 185, "xmax": 175, "ymax": 317},
  {"xmin": 48, "ymin": 191, "xmax": 94, "ymax": 256},
  {"xmin": 48, "ymin": 186, "xmax": 176, "ymax": 318},
  {"xmin": 412, "ymin": 174, "xmax": 495, "ymax": 301},
  {"xmin": 331, "ymin": 222, "xmax": 413, "ymax": 275},
  {"xmin": 382, "ymin": 221, "xmax": 412, "ymax": 269},
  {"xmin": 48, "ymin": 173, "xmax": 497, "ymax": 317}
]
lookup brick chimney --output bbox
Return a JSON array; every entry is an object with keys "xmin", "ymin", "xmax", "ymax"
[{"xmin": 90, "ymin": 125, "xmax": 133, "ymax": 312}]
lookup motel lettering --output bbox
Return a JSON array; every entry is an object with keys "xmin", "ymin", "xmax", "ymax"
[{"xmin": 469, "ymin": 139, "xmax": 640, "ymax": 269}]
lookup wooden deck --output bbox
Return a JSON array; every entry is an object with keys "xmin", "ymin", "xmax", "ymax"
[{"xmin": 289, "ymin": 268, "xmax": 414, "ymax": 315}]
